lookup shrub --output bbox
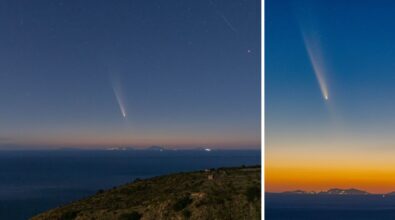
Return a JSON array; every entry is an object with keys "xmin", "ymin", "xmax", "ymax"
[
  {"xmin": 60, "ymin": 210, "xmax": 79, "ymax": 220},
  {"xmin": 213, "ymin": 196, "xmax": 225, "ymax": 204},
  {"xmin": 245, "ymin": 185, "xmax": 260, "ymax": 202},
  {"xmin": 119, "ymin": 211, "xmax": 142, "ymax": 220},
  {"xmin": 173, "ymin": 195, "xmax": 193, "ymax": 211},
  {"xmin": 182, "ymin": 209, "xmax": 192, "ymax": 219}
]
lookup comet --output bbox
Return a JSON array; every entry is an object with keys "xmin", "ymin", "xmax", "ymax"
[
  {"xmin": 110, "ymin": 73, "xmax": 127, "ymax": 119},
  {"xmin": 302, "ymin": 31, "xmax": 330, "ymax": 101}
]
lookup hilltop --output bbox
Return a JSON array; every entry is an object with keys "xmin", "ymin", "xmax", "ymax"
[{"xmin": 31, "ymin": 166, "xmax": 261, "ymax": 220}]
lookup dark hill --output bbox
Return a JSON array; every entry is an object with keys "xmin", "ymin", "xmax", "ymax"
[{"xmin": 31, "ymin": 166, "xmax": 261, "ymax": 220}]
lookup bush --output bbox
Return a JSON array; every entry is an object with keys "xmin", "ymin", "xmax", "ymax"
[
  {"xmin": 245, "ymin": 185, "xmax": 260, "ymax": 202},
  {"xmin": 60, "ymin": 210, "xmax": 79, "ymax": 220},
  {"xmin": 182, "ymin": 209, "xmax": 192, "ymax": 219},
  {"xmin": 213, "ymin": 196, "xmax": 225, "ymax": 204},
  {"xmin": 173, "ymin": 195, "xmax": 193, "ymax": 211},
  {"xmin": 119, "ymin": 211, "xmax": 142, "ymax": 220}
]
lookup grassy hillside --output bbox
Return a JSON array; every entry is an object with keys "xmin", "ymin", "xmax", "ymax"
[{"xmin": 31, "ymin": 166, "xmax": 261, "ymax": 220}]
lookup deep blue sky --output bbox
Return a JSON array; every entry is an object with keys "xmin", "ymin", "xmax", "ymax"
[
  {"xmin": 0, "ymin": 0, "xmax": 260, "ymax": 149},
  {"xmin": 267, "ymin": 0, "xmax": 395, "ymax": 192},
  {"xmin": 267, "ymin": 0, "xmax": 395, "ymax": 152}
]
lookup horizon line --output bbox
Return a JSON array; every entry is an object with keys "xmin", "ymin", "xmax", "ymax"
[
  {"xmin": 0, "ymin": 147, "xmax": 262, "ymax": 151},
  {"xmin": 266, "ymin": 188, "xmax": 395, "ymax": 195}
]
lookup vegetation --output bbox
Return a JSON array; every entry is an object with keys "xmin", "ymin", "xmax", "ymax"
[
  {"xmin": 119, "ymin": 211, "xmax": 142, "ymax": 220},
  {"xmin": 173, "ymin": 194, "xmax": 193, "ymax": 211},
  {"xmin": 245, "ymin": 185, "xmax": 260, "ymax": 202},
  {"xmin": 59, "ymin": 211, "xmax": 79, "ymax": 220},
  {"xmin": 31, "ymin": 166, "xmax": 261, "ymax": 220},
  {"xmin": 182, "ymin": 209, "xmax": 191, "ymax": 219}
]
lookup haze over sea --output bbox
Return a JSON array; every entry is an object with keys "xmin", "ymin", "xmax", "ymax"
[{"xmin": 0, "ymin": 149, "xmax": 260, "ymax": 220}]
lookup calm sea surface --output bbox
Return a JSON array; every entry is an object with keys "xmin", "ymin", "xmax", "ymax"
[
  {"xmin": 0, "ymin": 150, "xmax": 260, "ymax": 219},
  {"xmin": 266, "ymin": 193, "xmax": 395, "ymax": 220}
]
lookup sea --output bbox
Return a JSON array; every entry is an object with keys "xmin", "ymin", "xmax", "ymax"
[
  {"xmin": 266, "ymin": 193, "xmax": 395, "ymax": 220},
  {"xmin": 0, "ymin": 149, "xmax": 260, "ymax": 219}
]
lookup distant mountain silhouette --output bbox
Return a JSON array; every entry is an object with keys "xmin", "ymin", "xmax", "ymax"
[
  {"xmin": 281, "ymin": 188, "xmax": 370, "ymax": 195},
  {"xmin": 146, "ymin": 145, "xmax": 167, "ymax": 151},
  {"xmin": 385, "ymin": 191, "xmax": 395, "ymax": 196},
  {"xmin": 282, "ymin": 190, "xmax": 315, "ymax": 195},
  {"xmin": 105, "ymin": 147, "xmax": 136, "ymax": 151},
  {"xmin": 321, "ymin": 188, "xmax": 369, "ymax": 195}
]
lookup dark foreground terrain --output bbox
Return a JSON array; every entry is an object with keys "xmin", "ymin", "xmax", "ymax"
[
  {"xmin": 0, "ymin": 150, "xmax": 260, "ymax": 219},
  {"xmin": 32, "ymin": 166, "xmax": 261, "ymax": 220}
]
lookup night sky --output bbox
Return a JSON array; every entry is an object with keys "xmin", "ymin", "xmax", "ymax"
[
  {"xmin": 267, "ymin": 0, "xmax": 395, "ymax": 193},
  {"xmin": 0, "ymin": 0, "xmax": 260, "ymax": 149}
]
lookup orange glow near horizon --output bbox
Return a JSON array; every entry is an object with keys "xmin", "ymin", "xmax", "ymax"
[
  {"xmin": 267, "ymin": 166, "xmax": 395, "ymax": 194},
  {"xmin": 266, "ymin": 147, "xmax": 395, "ymax": 194},
  {"xmin": 11, "ymin": 132, "xmax": 260, "ymax": 149}
]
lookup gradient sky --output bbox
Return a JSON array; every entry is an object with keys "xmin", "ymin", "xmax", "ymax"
[
  {"xmin": 267, "ymin": 0, "xmax": 395, "ymax": 193},
  {"xmin": 0, "ymin": 0, "xmax": 260, "ymax": 149}
]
